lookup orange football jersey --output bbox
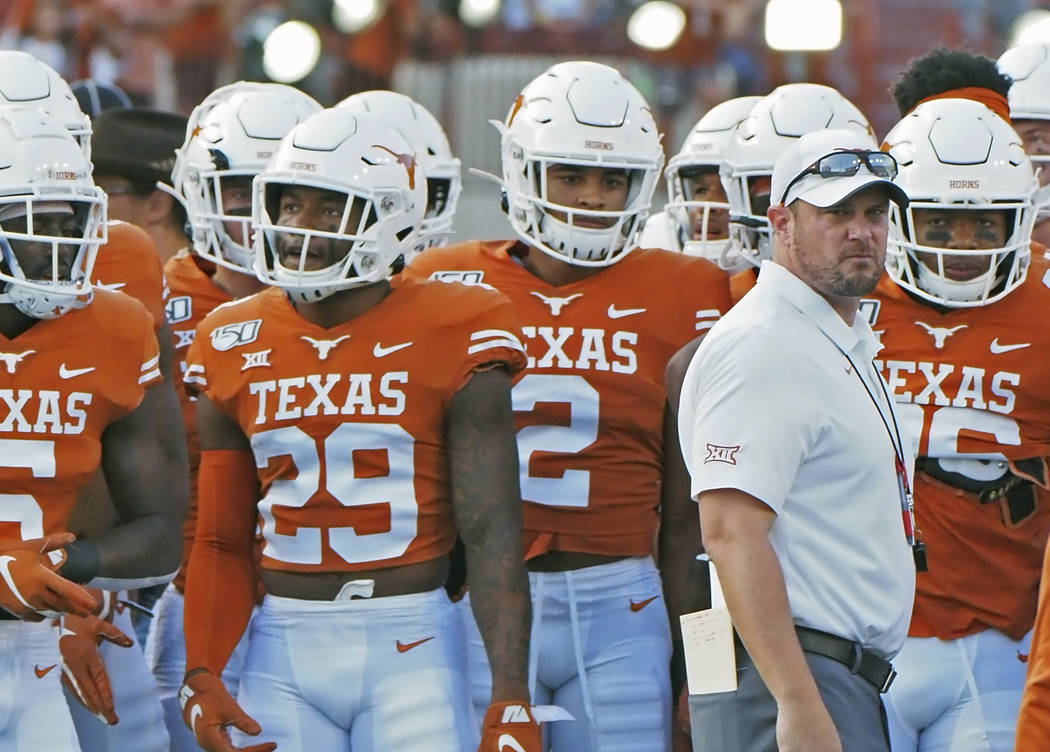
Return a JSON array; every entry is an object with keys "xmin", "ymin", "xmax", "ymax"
[
  {"xmin": 0, "ymin": 290, "xmax": 160, "ymax": 543},
  {"xmin": 730, "ymin": 267, "xmax": 758, "ymax": 305},
  {"xmin": 163, "ymin": 251, "xmax": 236, "ymax": 591},
  {"xmin": 408, "ymin": 240, "xmax": 732, "ymax": 558},
  {"xmin": 90, "ymin": 221, "xmax": 167, "ymax": 329},
  {"xmin": 870, "ymin": 257, "xmax": 1050, "ymax": 640},
  {"xmin": 183, "ymin": 277, "xmax": 527, "ymax": 573}
]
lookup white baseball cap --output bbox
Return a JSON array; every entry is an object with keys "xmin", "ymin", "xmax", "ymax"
[{"xmin": 771, "ymin": 128, "xmax": 908, "ymax": 208}]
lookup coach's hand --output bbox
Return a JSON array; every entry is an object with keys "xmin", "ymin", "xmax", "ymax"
[
  {"xmin": 180, "ymin": 669, "xmax": 276, "ymax": 752},
  {"xmin": 479, "ymin": 701, "xmax": 543, "ymax": 752},
  {"xmin": 0, "ymin": 534, "xmax": 97, "ymax": 620}
]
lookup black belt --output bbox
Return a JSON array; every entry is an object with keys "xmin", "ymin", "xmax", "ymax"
[{"xmin": 795, "ymin": 626, "xmax": 896, "ymax": 693}]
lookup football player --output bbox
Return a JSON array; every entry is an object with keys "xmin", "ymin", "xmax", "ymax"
[
  {"xmin": 146, "ymin": 79, "xmax": 321, "ymax": 752},
  {"xmin": 0, "ymin": 49, "xmax": 186, "ymax": 751},
  {"xmin": 408, "ymin": 60, "xmax": 732, "ymax": 752},
  {"xmin": 0, "ymin": 108, "xmax": 182, "ymax": 748},
  {"xmin": 179, "ymin": 108, "xmax": 537, "ymax": 752},
  {"xmin": 639, "ymin": 95, "xmax": 760, "ymax": 272},
  {"xmin": 998, "ymin": 42, "xmax": 1050, "ymax": 247},
  {"xmin": 338, "ymin": 90, "xmax": 462, "ymax": 255},
  {"xmin": 874, "ymin": 98, "xmax": 1049, "ymax": 752}
]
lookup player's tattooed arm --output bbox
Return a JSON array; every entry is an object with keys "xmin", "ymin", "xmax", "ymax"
[
  {"xmin": 92, "ymin": 383, "xmax": 184, "ymax": 587},
  {"xmin": 447, "ymin": 366, "xmax": 532, "ymax": 702}
]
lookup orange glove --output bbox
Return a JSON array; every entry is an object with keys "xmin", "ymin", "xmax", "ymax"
[
  {"xmin": 479, "ymin": 701, "xmax": 543, "ymax": 752},
  {"xmin": 179, "ymin": 669, "xmax": 275, "ymax": 752},
  {"xmin": 58, "ymin": 611, "xmax": 134, "ymax": 724},
  {"xmin": 0, "ymin": 534, "xmax": 97, "ymax": 620}
]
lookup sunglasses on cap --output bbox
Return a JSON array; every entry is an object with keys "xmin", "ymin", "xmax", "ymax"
[{"xmin": 779, "ymin": 150, "xmax": 899, "ymax": 206}]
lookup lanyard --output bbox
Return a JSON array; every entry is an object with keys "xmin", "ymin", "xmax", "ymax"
[{"xmin": 840, "ymin": 349, "xmax": 928, "ymax": 572}]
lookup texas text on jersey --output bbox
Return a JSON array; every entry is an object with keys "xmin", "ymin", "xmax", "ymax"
[
  {"xmin": 183, "ymin": 276, "xmax": 527, "ymax": 573},
  {"xmin": 871, "ymin": 255, "xmax": 1050, "ymax": 641},
  {"xmin": 408, "ymin": 240, "xmax": 732, "ymax": 559},
  {"xmin": 0, "ymin": 289, "xmax": 160, "ymax": 538}
]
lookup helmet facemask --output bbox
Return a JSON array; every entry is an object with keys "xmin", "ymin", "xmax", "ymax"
[
  {"xmin": 254, "ymin": 179, "xmax": 411, "ymax": 303},
  {"xmin": 0, "ymin": 195, "xmax": 106, "ymax": 319},
  {"xmin": 888, "ymin": 200, "xmax": 1033, "ymax": 307},
  {"xmin": 664, "ymin": 164, "xmax": 739, "ymax": 266},
  {"xmin": 183, "ymin": 163, "xmax": 256, "ymax": 272},
  {"xmin": 505, "ymin": 142, "xmax": 657, "ymax": 266}
]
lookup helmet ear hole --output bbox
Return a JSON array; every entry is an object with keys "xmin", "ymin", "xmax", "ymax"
[{"xmin": 336, "ymin": 90, "xmax": 461, "ymax": 253}]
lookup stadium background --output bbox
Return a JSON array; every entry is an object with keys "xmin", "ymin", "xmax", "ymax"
[{"xmin": 0, "ymin": 0, "xmax": 1043, "ymax": 240}]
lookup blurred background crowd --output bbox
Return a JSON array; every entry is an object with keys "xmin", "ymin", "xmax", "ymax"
[{"xmin": 0, "ymin": 0, "xmax": 1046, "ymax": 238}]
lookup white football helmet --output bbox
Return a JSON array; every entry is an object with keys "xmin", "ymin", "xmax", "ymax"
[
  {"xmin": 884, "ymin": 98, "xmax": 1037, "ymax": 307},
  {"xmin": 253, "ymin": 109, "xmax": 425, "ymax": 302},
  {"xmin": 721, "ymin": 83, "xmax": 873, "ymax": 266},
  {"xmin": 0, "ymin": 51, "xmax": 92, "ymax": 158},
  {"xmin": 498, "ymin": 61, "xmax": 664, "ymax": 266},
  {"xmin": 337, "ymin": 91, "xmax": 461, "ymax": 254},
  {"xmin": 173, "ymin": 82, "xmax": 321, "ymax": 274},
  {"xmin": 0, "ymin": 110, "xmax": 107, "ymax": 319},
  {"xmin": 664, "ymin": 95, "xmax": 761, "ymax": 269},
  {"xmin": 998, "ymin": 43, "xmax": 1050, "ymax": 221},
  {"xmin": 999, "ymin": 42, "xmax": 1050, "ymax": 126}
]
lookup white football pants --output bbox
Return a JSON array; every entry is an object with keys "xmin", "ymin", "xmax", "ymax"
[
  {"xmin": 0, "ymin": 619, "xmax": 80, "ymax": 750},
  {"xmin": 885, "ymin": 629, "xmax": 1032, "ymax": 752},
  {"xmin": 463, "ymin": 556, "xmax": 672, "ymax": 752},
  {"xmin": 66, "ymin": 594, "xmax": 169, "ymax": 752},
  {"xmin": 143, "ymin": 584, "xmax": 251, "ymax": 752},
  {"xmin": 234, "ymin": 588, "xmax": 477, "ymax": 751}
]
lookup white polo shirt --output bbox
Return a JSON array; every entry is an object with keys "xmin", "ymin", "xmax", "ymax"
[{"xmin": 679, "ymin": 260, "xmax": 916, "ymax": 659}]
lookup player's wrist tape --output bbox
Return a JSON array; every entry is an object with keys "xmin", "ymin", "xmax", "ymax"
[{"xmin": 57, "ymin": 540, "xmax": 100, "ymax": 584}]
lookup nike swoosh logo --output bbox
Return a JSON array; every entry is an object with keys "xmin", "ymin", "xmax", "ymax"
[
  {"xmin": 34, "ymin": 664, "xmax": 57, "ymax": 678},
  {"xmin": 990, "ymin": 338, "xmax": 1030, "ymax": 354},
  {"xmin": 396, "ymin": 636, "xmax": 434, "ymax": 653},
  {"xmin": 190, "ymin": 704, "xmax": 202, "ymax": 734},
  {"xmin": 59, "ymin": 364, "xmax": 96, "ymax": 379},
  {"xmin": 498, "ymin": 734, "xmax": 528, "ymax": 752},
  {"xmin": 607, "ymin": 304, "xmax": 646, "ymax": 319},
  {"xmin": 629, "ymin": 595, "xmax": 660, "ymax": 612},
  {"xmin": 373, "ymin": 341, "xmax": 413, "ymax": 358}
]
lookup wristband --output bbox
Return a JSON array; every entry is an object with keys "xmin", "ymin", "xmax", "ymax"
[{"xmin": 59, "ymin": 540, "xmax": 100, "ymax": 584}]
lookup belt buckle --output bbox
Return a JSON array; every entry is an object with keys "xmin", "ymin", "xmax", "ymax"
[
  {"xmin": 879, "ymin": 667, "xmax": 897, "ymax": 694},
  {"xmin": 335, "ymin": 579, "xmax": 375, "ymax": 601}
]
